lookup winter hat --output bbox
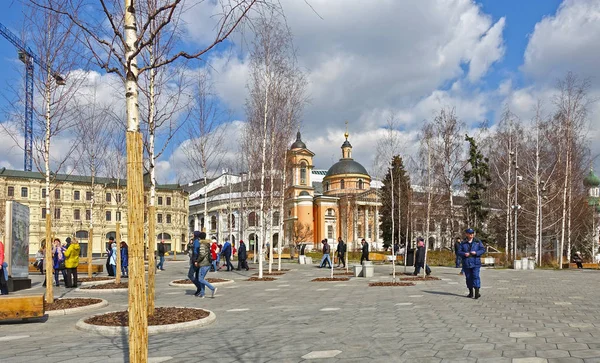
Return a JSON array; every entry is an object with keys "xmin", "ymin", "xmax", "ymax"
[
  {"xmin": 465, "ymin": 228, "xmax": 475, "ymax": 234},
  {"xmin": 65, "ymin": 237, "xmax": 72, "ymax": 243},
  {"xmin": 193, "ymin": 231, "xmax": 201, "ymax": 238}
]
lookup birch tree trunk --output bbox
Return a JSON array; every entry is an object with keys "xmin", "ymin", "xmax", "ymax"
[
  {"xmin": 147, "ymin": 64, "xmax": 157, "ymax": 316},
  {"xmin": 116, "ymin": 222, "xmax": 121, "ymax": 284},
  {"xmin": 424, "ymin": 139, "xmax": 432, "ymax": 278},
  {"xmin": 258, "ymin": 71, "xmax": 270, "ymax": 279},
  {"xmin": 124, "ymin": 1, "xmax": 148, "ymax": 360},
  {"xmin": 44, "ymin": 75, "xmax": 53, "ymax": 303}
]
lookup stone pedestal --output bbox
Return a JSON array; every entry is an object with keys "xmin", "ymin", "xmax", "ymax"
[
  {"xmin": 513, "ymin": 260, "xmax": 522, "ymax": 270},
  {"xmin": 299, "ymin": 256, "xmax": 306, "ymax": 264},
  {"xmin": 362, "ymin": 264, "xmax": 374, "ymax": 278},
  {"xmin": 353, "ymin": 265, "xmax": 362, "ymax": 277}
]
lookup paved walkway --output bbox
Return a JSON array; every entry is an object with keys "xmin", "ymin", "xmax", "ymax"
[{"xmin": 1, "ymin": 261, "xmax": 600, "ymax": 363}]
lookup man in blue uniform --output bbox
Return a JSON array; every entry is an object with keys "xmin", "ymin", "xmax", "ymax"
[{"xmin": 458, "ymin": 228, "xmax": 485, "ymax": 299}]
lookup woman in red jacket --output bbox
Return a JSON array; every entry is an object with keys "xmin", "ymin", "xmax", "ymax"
[
  {"xmin": 210, "ymin": 241, "xmax": 218, "ymax": 272},
  {"xmin": 0, "ymin": 240, "xmax": 8, "ymax": 295}
]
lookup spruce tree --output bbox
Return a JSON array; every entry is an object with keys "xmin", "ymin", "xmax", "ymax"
[
  {"xmin": 380, "ymin": 155, "xmax": 411, "ymax": 249},
  {"xmin": 463, "ymin": 135, "xmax": 491, "ymax": 238}
]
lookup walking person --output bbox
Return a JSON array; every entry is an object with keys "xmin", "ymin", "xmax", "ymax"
[
  {"xmin": 413, "ymin": 237, "xmax": 432, "ymax": 276},
  {"xmin": 336, "ymin": 237, "xmax": 346, "ymax": 268},
  {"xmin": 573, "ymin": 251, "xmax": 584, "ymax": 269},
  {"xmin": 34, "ymin": 248, "xmax": 44, "ymax": 274},
  {"xmin": 156, "ymin": 240, "xmax": 166, "ymax": 271},
  {"xmin": 360, "ymin": 238, "xmax": 370, "ymax": 264},
  {"xmin": 319, "ymin": 239, "xmax": 332, "ymax": 268},
  {"xmin": 106, "ymin": 236, "xmax": 115, "ymax": 276},
  {"xmin": 187, "ymin": 231, "xmax": 203, "ymax": 296},
  {"xmin": 221, "ymin": 238, "xmax": 235, "ymax": 271},
  {"xmin": 0, "ymin": 240, "xmax": 8, "ymax": 295},
  {"xmin": 195, "ymin": 232, "xmax": 217, "ymax": 298},
  {"xmin": 120, "ymin": 241, "xmax": 129, "ymax": 277},
  {"xmin": 210, "ymin": 239, "xmax": 218, "ymax": 272},
  {"xmin": 454, "ymin": 237, "xmax": 464, "ymax": 275},
  {"xmin": 458, "ymin": 228, "xmax": 485, "ymax": 299},
  {"xmin": 237, "ymin": 240, "xmax": 249, "ymax": 271}
]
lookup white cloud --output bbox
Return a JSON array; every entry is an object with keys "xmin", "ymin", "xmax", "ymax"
[{"xmin": 523, "ymin": 0, "xmax": 600, "ymax": 83}]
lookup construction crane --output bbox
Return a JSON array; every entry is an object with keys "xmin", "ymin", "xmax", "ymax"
[{"xmin": 0, "ymin": 22, "xmax": 66, "ymax": 171}]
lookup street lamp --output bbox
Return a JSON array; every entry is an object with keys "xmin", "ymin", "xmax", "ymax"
[
  {"xmin": 538, "ymin": 181, "xmax": 547, "ymax": 266},
  {"xmin": 510, "ymin": 149, "xmax": 521, "ymax": 262}
]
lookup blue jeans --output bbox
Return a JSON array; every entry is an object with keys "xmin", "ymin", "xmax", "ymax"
[
  {"xmin": 463, "ymin": 266, "xmax": 481, "ymax": 289},
  {"xmin": 197, "ymin": 265, "xmax": 215, "ymax": 296},
  {"xmin": 455, "ymin": 254, "xmax": 461, "ymax": 268},
  {"xmin": 187, "ymin": 264, "xmax": 202, "ymax": 292},
  {"xmin": 121, "ymin": 265, "xmax": 128, "ymax": 276},
  {"xmin": 211, "ymin": 260, "xmax": 218, "ymax": 272},
  {"xmin": 320, "ymin": 254, "xmax": 332, "ymax": 268},
  {"xmin": 157, "ymin": 256, "xmax": 165, "ymax": 270}
]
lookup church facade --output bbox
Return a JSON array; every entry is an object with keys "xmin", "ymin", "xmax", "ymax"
[{"xmin": 284, "ymin": 132, "xmax": 383, "ymax": 251}]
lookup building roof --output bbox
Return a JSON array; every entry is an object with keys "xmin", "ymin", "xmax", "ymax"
[
  {"xmin": 0, "ymin": 168, "xmax": 185, "ymax": 192},
  {"xmin": 325, "ymin": 159, "xmax": 369, "ymax": 178},
  {"xmin": 290, "ymin": 131, "xmax": 307, "ymax": 150},
  {"xmin": 583, "ymin": 169, "xmax": 600, "ymax": 188}
]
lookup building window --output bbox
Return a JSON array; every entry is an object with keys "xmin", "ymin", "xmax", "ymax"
[
  {"xmin": 248, "ymin": 212, "xmax": 257, "ymax": 227},
  {"xmin": 7, "ymin": 186, "xmax": 14, "ymax": 197},
  {"xmin": 74, "ymin": 209, "xmax": 81, "ymax": 220},
  {"xmin": 166, "ymin": 214, "xmax": 172, "ymax": 224},
  {"xmin": 85, "ymin": 209, "xmax": 91, "ymax": 221},
  {"xmin": 42, "ymin": 208, "xmax": 47, "ymax": 218},
  {"xmin": 55, "ymin": 189, "xmax": 61, "ymax": 199},
  {"xmin": 327, "ymin": 225, "xmax": 334, "ymax": 239},
  {"xmin": 210, "ymin": 215, "xmax": 217, "ymax": 230},
  {"xmin": 158, "ymin": 196, "xmax": 163, "ymax": 205},
  {"xmin": 300, "ymin": 161, "xmax": 307, "ymax": 185},
  {"xmin": 324, "ymin": 182, "xmax": 329, "ymax": 192},
  {"xmin": 42, "ymin": 188, "xmax": 46, "ymax": 198},
  {"xmin": 106, "ymin": 211, "xmax": 111, "ymax": 221},
  {"xmin": 358, "ymin": 179, "xmax": 364, "ymax": 190},
  {"xmin": 340, "ymin": 179, "xmax": 345, "ymax": 189},
  {"xmin": 106, "ymin": 193, "xmax": 111, "ymax": 202},
  {"xmin": 74, "ymin": 190, "xmax": 80, "ymax": 200},
  {"xmin": 166, "ymin": 196, "xmax": 172, "ymax": 206},
  {"xmin": 116, "ymin": 193, "xmax": 122, "ymax": 203},
  {"xmin": 327, "ymin": 208, "xmax": 335, "ymax": 216},
  {"xmin": 200, "ymin": 217, "xmax": 205, "ymax": 229},
  {"xmin": 158, "ymin": 214, "xmax": 163, "ymax": 223},
  {"xmin": 86, "ymin": 191, "xmax": 92, "ymax": 201},
  {"xmin": 54, "ymin": 208, "xmax": 61, "ymax": 220},
  {"xmin": 21, "ymin": 187, "xmax": 28, "ymax": 198},
  {"xmin": 116, "ymin": 211, "xmax": 121, "ymax": 222},
  {"xmin": 272, "ymin": 212, "xmax": 280, "ymax": 225},
  {"xmin": 228, "ymin": 214, "xmax": 235, "ymax": 229}
]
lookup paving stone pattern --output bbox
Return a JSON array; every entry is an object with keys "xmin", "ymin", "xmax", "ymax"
[{"xmin": 2, "ymin": 261, "xmax": 600, "ymax": 363}]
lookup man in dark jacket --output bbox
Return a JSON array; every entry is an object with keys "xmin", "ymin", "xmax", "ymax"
[
  {"xmin": 360, "ymin": 238, "xmax": 369, "ymax": 264},
  {"xmin": 458, "ymin": 228, "xmax": 485, "ymax": 299},
  {"xmin": 221, "ymin": 238, "xmax": 235, "ymax": 271},
  {"xmin": 157, "ymin": 240, "xmax": 166, "ymax": 271},
  {"xmin": 187, "ymin": 231, "xmax": 203, "ymax": 296},
  {"xmin": 237, "ymin": 240, "xmax": 249, "ymax": 271},
  {"xmin": 319, "ymin": 239, "xmax": 332, "ymax": 268},
  {"xmin": 454, "ymin": 237, "xmax": 462, "ymax": 268},
  {"xmin": 336, "ymin": 237, "xmax": 346, "ymax": 268},
  {"xmin": 413, "ymin": 237, "xmax": 431, "ymax": 276}
]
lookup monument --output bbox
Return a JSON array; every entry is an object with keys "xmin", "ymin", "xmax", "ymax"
[{"xmin": 4, "ymin": 201, "xmax": 31, "ymax": 291}]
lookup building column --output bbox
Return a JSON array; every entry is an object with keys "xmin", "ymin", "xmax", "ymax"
[
  {"xmin": 374, "ymin": 206, "xmax": 379, "ymax": 245},
  {"xmin": 364, "ymin": 206, "xmax": 369, "ymax": 241},
  {"xmin": 194, "ymin": 214, "xmax": 199, "ymax": 231}
]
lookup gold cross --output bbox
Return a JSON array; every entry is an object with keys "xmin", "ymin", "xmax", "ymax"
[{"xmin": 344, "ymin": 120, "xmax": 349, "ymax": 140}]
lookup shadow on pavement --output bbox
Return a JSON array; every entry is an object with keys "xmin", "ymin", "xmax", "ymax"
[{"xmin": 422, "ymin": 290, "xmax": 468, "ymax": 298}]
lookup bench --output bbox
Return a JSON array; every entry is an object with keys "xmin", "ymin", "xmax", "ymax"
[
  {"xmin": 568, "ymin": 263, "xmax": 599, "ymax": 269},
  {"xmin": 28, "ymin": 264, "xmax": 103, "ymax": 274},
  {"xmin": 0, "ymin": 294, "xmax": 45, "ymax": 321}
]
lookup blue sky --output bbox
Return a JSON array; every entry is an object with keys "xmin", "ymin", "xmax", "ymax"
[{"xmin": 1, "ymin": 0, "xmax": 599, "ymax": 182}]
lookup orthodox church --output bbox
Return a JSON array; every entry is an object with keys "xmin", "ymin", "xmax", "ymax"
[{"xmin": 284, "ymin": 131, "xmax": 383, "ymax": 251}]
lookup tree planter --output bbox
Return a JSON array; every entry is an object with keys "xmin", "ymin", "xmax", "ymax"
[
  {"xmin": 333, "ymin": 272, "xmax": 354, "ymax": 276},
  {"xmin": 169, "ymin": 278, "xmax": 234, "ymax": 288},
  {"xmin": 76, "ymin": 307, "xmax": 216, "ymax": 336},
  {"xmin": 76, "ymin": 282, "xmax": 128, "ymax": 293},
  {"xmin": 46, "ymin": 298, "xmax": 108, "ymax": 316},
  {"xmin": 246, "ymin": 277, "xmax": 277, "ymax": 281},
  {"xmin": 311, "ymin": 277, "xmax": 350, "ymax": 282},
  {"xmin": 79, "ymin": 277, "xmax": 116, "ymax": 286},
  {"xmin": 252, "ymin": 271, "xmax": 285, "ymax": 276},
  {"xmin": 399, "ymin": 276, "xmax": 441, "ymax": 281},
  {"xmin": 369, "ymin": 282, "xmax": 415, "ymax": 287}
]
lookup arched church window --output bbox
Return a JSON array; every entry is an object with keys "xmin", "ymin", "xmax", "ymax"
[
  {"xmin": 325, "ymin": 182, "xmax": 329, "ymax": 191},
  {"xmin": 300, "ymin": 161, "xmax": 307, "ymax": 185},
  {"xmin": 340, "ymin": 179, "xmax": 345, "ymax": 189},
  {"xmin": 210, "ymin": 216, "xmax": 217, "ymax": 230},
  {"xmin": 358, "ymin": 179, "xmax": 364, "ymax": 189},
  {"xmin": 248, "ymin": 212, "xmax": 257, "ymax": 227},
  {"xmin": 327, "ymin": 225, "xmax": 334, "ymax": 239}
]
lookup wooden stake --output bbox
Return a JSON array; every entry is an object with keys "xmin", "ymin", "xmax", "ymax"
[
  {"xmin": 147, "ymin": 205, "xmax": 156, "ymax": 316},
  {"xmin": 88, "ymin": 228, "xmax": 94, "ymax": 278},
  {"xmin": 116, "ymin": 222, "xmax": 121, "ymax": 284},
  {"xmin": 127, "ymin": 131, "xmax": 148, "ymax": 362},
  {"xmin": 45, "ymin": 214, "xmax": 53, "ymax": 303}
]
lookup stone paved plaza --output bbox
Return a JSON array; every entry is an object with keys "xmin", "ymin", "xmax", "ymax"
[{"xmin": 2, "ymin": 260, "xmax": 600, "ymax": 363}]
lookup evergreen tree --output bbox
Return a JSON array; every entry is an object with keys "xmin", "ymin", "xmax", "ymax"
[
  {"xmin": 380, "ymin": 155, "xmax": 411, "ymax": 249},
  {"xmin": 463, "ymin": 134, "xmax": 491, "ymax": 238}
]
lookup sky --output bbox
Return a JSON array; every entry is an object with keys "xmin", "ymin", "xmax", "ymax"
[{"xmin": 1, "ymin": 0, "xmax": 599, "ymax": 184}]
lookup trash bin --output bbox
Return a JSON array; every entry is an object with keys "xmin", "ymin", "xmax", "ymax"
[{"xmin": 405, "ymin": 249, "xmax": 415, "ymax": 266}]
